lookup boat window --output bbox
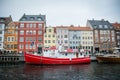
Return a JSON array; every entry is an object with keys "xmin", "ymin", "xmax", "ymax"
[{"xmin": 65, "ymin": 53, "xmax": 67, "ymax": 56}]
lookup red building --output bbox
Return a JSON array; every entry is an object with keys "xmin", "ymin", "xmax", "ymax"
[
  {"xmin": 112, "ymin": 23, "xmax": 120, "ymax": 48},
  {"xmin": 18, "ymin": 14, "xmax": 46, "ymax": 54}
]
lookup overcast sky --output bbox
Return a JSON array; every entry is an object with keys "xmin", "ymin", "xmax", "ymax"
[{"xmin": 0, "ymin": 0, "xmax": 120, "ymax": 26}]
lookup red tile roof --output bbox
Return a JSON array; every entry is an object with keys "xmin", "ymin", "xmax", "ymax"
[
  {"xmin": 55, "ymin": 26, "xmax": 92, "ymax": 31},
  {"xmin": 112, "ymin": 23, "xmax": 120, "ymax": 30}
]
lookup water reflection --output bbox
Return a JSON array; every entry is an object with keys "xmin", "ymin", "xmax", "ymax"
[
  {"xmin": 0, "ymin": 62, "xmax": 120, "ymax": 80},
  {"xmin": 24, "ymin": 64, "xmax": 90, "ymax": 80}
]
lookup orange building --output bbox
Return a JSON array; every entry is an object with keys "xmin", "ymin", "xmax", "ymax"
[{"xmin": 4, "ymin": 21, "xmax": 18, "ymax": 53}]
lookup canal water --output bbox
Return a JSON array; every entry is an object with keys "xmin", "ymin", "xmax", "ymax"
[{"xmin": 0, "ymin": 62, "xmax": 120, "ymax": 80}]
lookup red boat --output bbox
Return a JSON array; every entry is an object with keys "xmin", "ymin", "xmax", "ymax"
[
  {"xmin": 24, "ymin": 46, "xmax": 90, "ymax": 65},
  {"xmin": 24, "ymin": 52, "xmax": 90, "ymax": 65}
]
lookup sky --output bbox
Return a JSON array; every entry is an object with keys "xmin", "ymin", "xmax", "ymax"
[{"xmin": 0, "ymin": 0, "xmax": 120, "ymax": 26}]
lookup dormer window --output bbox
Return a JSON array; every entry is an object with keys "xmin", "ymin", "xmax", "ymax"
[
  {"xmin": 0, "ymin": 19, "xmax": 4, "ymax": 22},
  {"xmin": 22, "ymin": 17, "xmax": 27, "ymax": 20},
  {"xmin": 94, "ymin": 25, "xmax": 97, "ymax": 29},
  {"xmin": 104, "ymin": 25, "xmax": 108, "ymax": 28},
  {"xmin": 37, "ymin": 17, "xmax": 42, "ymax": 21},
  {"xmin": 30, "ymin": 17, "xmax": 34, "ymax": 20},
  {"xmin": 99, "ymin": 25, "xmax": 103, "ymax": 28}
]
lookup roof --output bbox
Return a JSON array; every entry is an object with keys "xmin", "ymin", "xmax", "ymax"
[
  {"xmin": 69, "ymin": 27, "xmax": 92, "ymax": 31},
  {"xmin": 112, "ymin": 23, "xmax": 120, "ymax": 30},
  {"xmin": 55, "ymin": 26, "xmax": 92, "ymax": 31},
  {"xmin": 19, "ymin": 13, "xmax": 46, "ymax": 22},
  {"xmin": 0, "ymin": 16, "xmax": 12, "ymax": 25},
  {"xmin": 88, "ymin": 19, "xmax": 114, "ymax": 29},
  {"xmin": 55, "ymin": 26, "xmax": 69, "ymax": 28}
]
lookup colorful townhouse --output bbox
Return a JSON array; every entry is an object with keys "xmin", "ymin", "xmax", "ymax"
[
  {"xmin": 87, "ymin": 19, "xmax": 116, "ymax": 53},
  {"xmin": 112, "ymin": 23, "xmax": 120, "ymax": 48},
  {"xmin": 56, "ymin": 26, "xmax": 69, "ymax": 50},
  {"xmin": 68, "ymin": 26, "xmax": 82, "ymax": 50},
  {"xmin": 0, "ymin": 16, "xmax": 12, "ymax": 51},
  {"xmin": 4, "ymin": 21, "xmax": 18, "ymax": 53},
  {"xmin": 44, "ymin": 27, "xmax": 56, "ymax": 48},
  {"xmin": 80, "ymin": 27, "xmax": 94, "ymax": 53},
  {"xmin": 68, "ymin": 26, "xmax": 93, "ymax": 54},
  {"xmin": 18, "ymin": 14, "xmax": 46, "ymax": 54}
]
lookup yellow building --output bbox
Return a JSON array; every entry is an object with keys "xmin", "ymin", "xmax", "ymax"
[
  {"xmin": 4, "ymin": 22, "xmax": 18, "ymax": 53},
  {"xmin": 44, "ymin": 27, "xmax": 56, "ymax": 48}
]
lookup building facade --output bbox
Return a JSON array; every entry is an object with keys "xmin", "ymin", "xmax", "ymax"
[
  {"xmin": 112, "ymin": 23, "xmax": 120, "ymax": 48},
  {"xmin": 0, "ymin": 16, "xmax": 12, "ymax": 51},
  {"xmin": 81, "ymin": 28, "xmax": 94, "ymax": 53},
  {"xmin": 44, "ymin": 27, "xmax": 56, "ymax": 48},
  {"xmin": 18, "ymin": 14, "xmax": 46, "ymax": 53},
  {"xmin": 4, "ymin": 21, "xmax": 18, "ymax": 53},
  {"xmin": 69, "ymin": 26, "xmax": 93, "ymax": 53},
  {"xmin": 68, "ymin": 27, "xmax": 81, "ymax": 50},
  {"xmin": 56, "ymin": 26, "xmax": 69, "ymax": 50},
  {"xmin": 87, "ymin": 19, "xmax": 116, "ymax": 53}
]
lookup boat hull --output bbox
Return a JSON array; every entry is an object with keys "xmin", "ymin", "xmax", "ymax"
[
  {"xmin": 25, "ymin": 53, "xmax": 91, "ymax": 65},
  {"xmin": 96, "ymin": 56, "xmax": 120, "ymax": 63}
]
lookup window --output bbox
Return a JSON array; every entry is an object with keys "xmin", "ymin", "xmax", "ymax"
[
  {"xmin": 22, "ymin": 17, "xmax": 26, "ymax": 20},
  {"xmin": 30, "ymin": 17, "xmax": 34, "ymax": 20},
  {"xmin": 20, "ymin": 37, "xmax": 24, "ymax": 42},
  {"xmin": 26, "ymin": 44, "xmax": 29, "ymax": 49},
  {"xmin": 12, "ymin": 37, "xmax": 14, "ymax": 41},
  {"xmin": 48, "ymin": 35, "xmax": 51, "ymax": 37},
  {"xmin": 14, "ymin": 44, "xmax": 17, "ymax": 49},
  {"xmin": 45, "ymin": 40, "xmax": 47, "ymax": 43},
  {"xmin": 94, "ymin": 25, "xmax": 97, "ymax": 28},
  {"xmin": 112, "ymin": 37, "xmax": 115, "ymax": 42},
  {"xmin": 30, "ymin": 23, "xmax": 32, "ymax": 28},
  {"xmin": 0, "ymin": 37, "xmax": 2, "ymax": 41},
  {"xmin": 95, "ymin": 30, "xmax": 98, "ymax": 35},
  {"xmin": 7, "ymin": 37, "xmax": 10, "ymax": 42},
  {"xmin": 7, "ymin": 44, "xmax": 10, "ymax": 49},
  {"xmin": 37, "ymin": 17, "xmax": 42, "ymax": 21},
  {"xmin": 0, "ymin": 24, "xmax": 3, "ymax": 29},
  {"xmin": 20, "ymin": 30, "xmax": 24, "ymax": 35},
  {"xmin": 104, "ymin": 25, "xmax": 108, "ymax": 28},
  {"xmin": 19, "ymin": 44, "xmax": 24, "ymax": 49},
  {"xmin": 99, "ymin": 25, "xmax": 103, "ymax": 28},
  {"xmin": 11, "ymin": 45, "xmax": 13, "ymax": 49},
  {"xmin": 65, "ymin": 40, "xmax": 68, "ymax": 43},
  {"xmin": 58, "ymin": 35, "xmax": 59, "ymax": 38},
  {"xmin": 33, "ymin": 24, "xmax": 36, "ymax": 28},
  {"xmin": 48, "ymin": 40, "xmax": 51, "ymax": 43},
  {"xmin": 45, "ymin": 35, "xmax": 47, "ymax": 37},
  {"xmin": 111, "ymin": 30, "xmax": 114, "ymax": 36},
  {"xmin": 38, "ymin": 31, "xmax": 42, "ymax": 35},
  {"xmin": 26, "ymin": 30, "xmax": 29, "ymax": 35},
  {"xmin": 33, "ymin": 30, "xmax": 36, "ymax": 35},
  {"xmin": 38, "ymin": 24, "xmax": 42, "ymax": 28},
  {"xmin": 38, "ymin": 38, "xmax": 42, "ymax": 42},
  {"xmin": 29, "ymin": 30, "xmax": 32, "ymax": 34},
  {"xmin": 53, "ymin": 35, "xmax": 55, "ymax": 37},
  {"xmin": 26, "ymin": 37, "xmax": 29, "ymax": 41},
  {"xmin": 49, "ymin": 29, "xmax": 51, "ymax": 32},
  {"xmin": 53, "ymin": 40, "xmax": 55, "ymax": 43},
  {"xmin": 0, "ymin": 31, "xmax": 2, "ymax": 34},
  {"xmin": 26, "ymin": 24, "xmax": 29, "ymax": 28},
  {"xmin": 20, "ymin": 23, "xmax": 24, "ymax": 28},
  {"xmin": 64, "ymin": 35, "xmax": 67, "ymax": 38}
]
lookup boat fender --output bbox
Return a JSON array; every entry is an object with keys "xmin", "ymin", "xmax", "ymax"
[{"xmin": 69, "ymin": 58, "xmax": 72, "ymax": 61}]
